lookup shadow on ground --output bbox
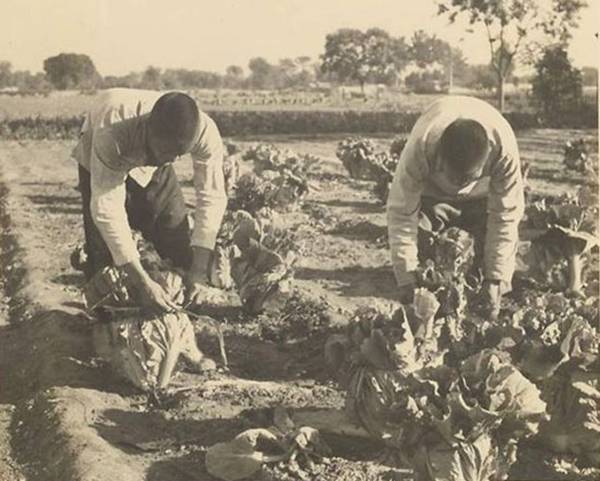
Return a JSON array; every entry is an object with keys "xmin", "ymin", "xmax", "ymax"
[
  {"xmin": 327, "ymin": 219, "xmax": 387, "ymax": 245},
  {"xmin": 147, "ymin": 452, "xmax": 219, "ymax": 481},
  {"xmin": 318, "ymin": 199, "xmax": 382, "ymax": 215},
  {"xmin": 0, "ymin": 309, "xmax": 132, "ymax": 404},
  {"xmin": 27, "ymin": 194, "xmax": 82, "ymax": 215},
  {"xmin": 196, "ymin": 327, "xmax": 330, "ymax": 382},
  {"xmin": 95, "ymin": 408, "xmax": 244, "ymax": 454},
  {"xmin": 296, "ymin": 265, "xmax": 397, "ymax": 301},
  {"xmin": 51, "ymin": 272, "xmax": 84, "ymax": 287}
]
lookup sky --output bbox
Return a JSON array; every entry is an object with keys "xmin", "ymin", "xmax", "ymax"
[{"xmin": 1, "ymin": 0, "xmax": 598, "ymax": 76}]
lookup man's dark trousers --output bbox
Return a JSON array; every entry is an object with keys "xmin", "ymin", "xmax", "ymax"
[{"xmin": 78, "ymin": 164, "xmax": 193, "ymax": 280}]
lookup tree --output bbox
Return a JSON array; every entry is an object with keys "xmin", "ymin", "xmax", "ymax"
[
  {"xmin": 321, "ymin": 28, "xmax": 408, "ymax": 93},
  {"xmin": 226, "ymin": 65, "xmax": 243, "ymax": 78},
  {"xmin": 277, "ymin": 58, "xmax": 298, "ymax": 88},
  {"xmin": 248, "ymin": 57, "xmax": 274, "ymax": 89},
  {"xmin": 581, "ymin": 66, "xmax": 598, "ymax": 86},
  {"xmin": 410, "ymin": 30, "xmax": 450, "ymax": 68},
  {"xmin": 224, "ymin": 65, "xmax": 244, "ymax": 88},
  {"xmin": 9, "ymin": 70, "xmax": 51, "ymax": 92},
  {"xmin": 409, "ymin": 31, "xmax": 466, "ymax": 90},
  {"xmin": 531, "ymin": 46, "xmax": 583, "ymax": 120},
  {"xmin": 386, "ymin": 37, "xmax": 411, "ymax": 86},
  {"xmin": 161, "ymin": 69, "xmax": 182, "ymax": 90},
  {"xmin": 140, "ymin": 66, "xmax": 163, "ymax": 90},
  {"xmin": 0, "ymin": 61, "xmax": 12, "ymax": 88},
  {"xmin": 321, "ymin": 29, "xmax": 365, "ymax": 88},
  {"xmin": 362, "ymin": 28, "xmax": 397, "ymax": 85},
  {"xmin": 294, "ymin": 56, "xmax": 317, "ymax": 88},
  {"xmin": 43, "ymin": 53, "xmax": 100, "ymax": 90},
  {"xmin": 437, "ymin": 0, "xmax": 587, "ymax": 111}
]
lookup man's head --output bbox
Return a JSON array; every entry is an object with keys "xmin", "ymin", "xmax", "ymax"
[
  {"xmin": 440, "ymin": 118, "xmax": 490, "ymax": 186},
  {"xmin": 146, "ymin": 92, "xmax": 200, "ymax": 166}
]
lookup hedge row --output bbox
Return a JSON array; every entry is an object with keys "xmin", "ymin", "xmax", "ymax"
[
  {"xmin": 0, "ymin": 108, "xmax": 596, "ymax": 140},
  {"xmin": 0, "ymin": 116, "xmax": 83, "ymax": 140}
]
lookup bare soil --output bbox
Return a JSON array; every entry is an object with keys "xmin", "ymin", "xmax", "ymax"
[{"xmin": 0, "ymin": 130, "xmax": 597, "ymax": 481}]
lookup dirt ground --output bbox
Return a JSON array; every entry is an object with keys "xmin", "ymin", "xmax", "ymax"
[{"xmin": 0, "ymin": 129, "xmax": 597, "ymax": 481}]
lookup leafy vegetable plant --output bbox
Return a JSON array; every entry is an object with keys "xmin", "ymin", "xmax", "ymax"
[{"xmin": 325, "ymin": 297, "xmax": 547, "ymax": 481}]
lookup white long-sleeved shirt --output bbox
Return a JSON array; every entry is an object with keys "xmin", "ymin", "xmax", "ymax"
[
  {"xmin": 72, "ymin": 88, "xmax": 227, "ymax": 266},
  {"xmin": 386, "ymin": 96, "xmax": 525, "ymax": 286}
]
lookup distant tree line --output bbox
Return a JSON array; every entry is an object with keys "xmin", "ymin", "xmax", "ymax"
[
  {"xmin": 0, "ymin": 33, "xmax": 530, "ymax": 94},
  {"xmin": 0, "ymin": 2, "xmax": 594, "ymax": 118}
]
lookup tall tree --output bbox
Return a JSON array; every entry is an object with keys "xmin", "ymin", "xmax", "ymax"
[
  {"xmin": 531, "ymin": 46, "xmax": 583, "ymax": 119},
  {"xmin": 226, "ymin": 65, "xmax": 244, "ymax": 78},
  {"xmin": 248, "ymin": 57, "xmax": 274, "ymax": 89},
  {"xmin": 294, "ymin": 56, "xmax": 317, "ymax": 87},
  {"xmin": 437, "ymin": 0, "xmax": 586, "ymax": 111},
  {"xmin": 321, "ymin": 29, "xmax": 366, "ymax": 89},
  {"xmin": 410, "ymin": 30, "xmax": 451, "ymax": 68},
  {"xmin": 140, "ymin": 66, "xmax": 163, "ymax": 90},
  {"xmin": 43, "ymin": 53, "xmax": 100, "ymax": 90},
  {"xmin": 409, "ymin": 31, "xmax": 466, "ymax": 90},
  {"xmin": 321, "ymin": 28, "xmax": 408, "ymax": 92},
  {"xmin": 224, "ymin": 65, "xmax": 244, "ymax": 88}
]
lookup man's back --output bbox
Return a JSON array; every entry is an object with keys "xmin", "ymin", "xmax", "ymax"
[
  {"xmin": 400, "ymin": 96, "xmax": 519, "ymax": 201},
  {"xmin": 73, "ymin": 88, "xmax": 163, "ymax": 171},
  {"xmin": 387, "ymin": 95, "xmax": 524, "ymax": 290}
]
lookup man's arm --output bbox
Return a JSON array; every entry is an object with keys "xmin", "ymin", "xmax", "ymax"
[
  {"xmin": 386, "ymin": 138, "xmax": 426, "ymax": 293},
  {"xmin": 187, "ymin": 115, "xmax": 228, "ymax": 296},
  {"xmin": 90, "ymin": 130, "xmax": 177, "ymax": 314},
  {"xmin": 484, "ymin": 133, "xmax": 525, "ymax": 286},
  {"xmin": 90, "ymin": 131, "xmax": 139, "ymax": 266}
]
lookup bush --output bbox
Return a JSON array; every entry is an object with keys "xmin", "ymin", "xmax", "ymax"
[
  {"xmin": 0, "ymin": 108, "xmax": 594, "ymax": 141},
  {"xmin": 336, "ymin": 137, "xmax": 377, "ymax": 179},
  {"xmin": 0, "ymin": 116, "xmax": 83, "ymax": 140},
  {"xmin": 208, "ymin": 110, "xmax": 422, "ymax": 135}
]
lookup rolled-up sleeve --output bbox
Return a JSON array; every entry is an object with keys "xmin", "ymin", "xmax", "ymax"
[
  {"xmin": 386, "ymin": 138, "xmax": 426, "ymax": 287},
  {"xmin": 485, "ymin": 133, "xmax": 525, "ymax": 283},
  {"xmin": 189, "ymin": 116, "xmax": 228, "ymax": 250},
  {"xmin": 89, "ymin": 131, "xmax": 139, "ymax": 266}
]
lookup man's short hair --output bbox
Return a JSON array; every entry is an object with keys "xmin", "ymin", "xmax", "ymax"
[
  {"xmin": 440, "ymin": 118, "xmax": 489, "ymax": 174},
  {"xmin": 148, "ymin": 92, "xmax": 200, "ymax": 154}
]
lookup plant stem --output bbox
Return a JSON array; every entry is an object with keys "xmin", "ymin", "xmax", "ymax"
[{"xmin": 567, "ymin": 252, "xmax": 583, "ymax": 294}]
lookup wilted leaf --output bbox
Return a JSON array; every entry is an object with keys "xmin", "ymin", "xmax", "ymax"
[
  {"xmin": 424, "ymin": 434, "xmax": 496, "ymax": 481},
  {"xmin": 414, "ymin": 288, "xmax": 441, "ymax": 325},
  {"xmin": 205, "ymin": 428, "xmax": 286, "ymax": 481}
]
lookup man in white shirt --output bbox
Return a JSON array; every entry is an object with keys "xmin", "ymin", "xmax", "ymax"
[
  {"xmin": 386, "ymin": 96, "xmax": 525, "ymax": 318},
  {"xmin": 72, "ymin": 88, "xmax": 227, "ymax": 315}
]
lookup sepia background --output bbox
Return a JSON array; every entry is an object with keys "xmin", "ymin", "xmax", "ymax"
[{"xmin": 0, "ymin": 1, "xmax": 598, "ymax": 481}]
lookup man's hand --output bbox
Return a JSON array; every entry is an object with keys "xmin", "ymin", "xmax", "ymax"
[
  {"xmin": 184, "ymin": 246, "xmax": 212, "ymax": 305},
  {"xmin": 122, "ymin": 261, "xmax": 178, "ymax": 315},
  {"xmin": 476, "ymin": 279, "xmax": 501, "ymax": 320}
]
